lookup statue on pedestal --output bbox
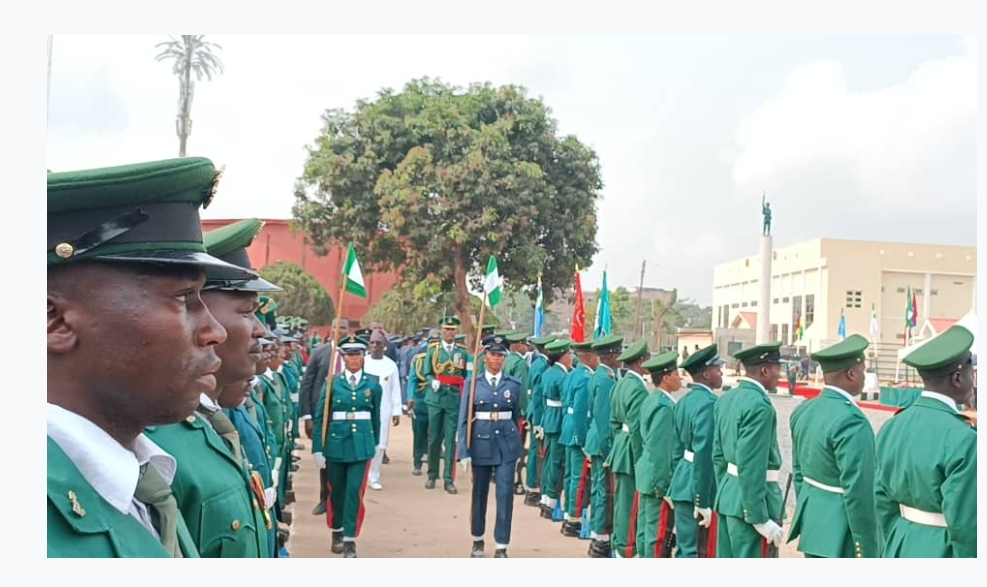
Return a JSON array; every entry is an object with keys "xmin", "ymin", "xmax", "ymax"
[{"xmin": 761, "ymin": 193, "xmax": 772, "ymax": 236}]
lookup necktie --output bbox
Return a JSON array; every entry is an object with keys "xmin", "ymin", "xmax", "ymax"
[
  {"xmin": 490, "ymin": 376, "xmax": 498, "ymax": 388},
  {"xmin": 201, "ymin": 408, "xmax": 244, "ymax": 465},
  {"xmin": 134, "ymin": 465, "xmax": 183, "ymax": 558},
  {"xmin": 349, "ymin": 374, "xmax": 357, "ymax": 387}
]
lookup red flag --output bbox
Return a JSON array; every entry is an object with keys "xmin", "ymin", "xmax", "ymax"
[{"xmin": 571, "ymin": 269, "xmax": 586, "ymax": 342}]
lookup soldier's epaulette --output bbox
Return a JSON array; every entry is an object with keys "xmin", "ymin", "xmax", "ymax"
[
  {"xmin": 427, "ymin": 341, "xmax": 441, "ymax": 348},
  {"xmin": 455, "ymin": 342, "xmax": 468, "ymax": 350}
]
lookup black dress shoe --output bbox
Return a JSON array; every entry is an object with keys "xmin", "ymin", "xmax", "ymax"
[
  {"xmin": 524, "ymin": 492, "xmax": 540, "ymax": 507},
  {"xmin": 382, "ymin": 452, "xmax": 390, "ymax": 464},
  {"xmin": 293, "ymin": 442, "xmax": 304, "ymax": 451},
  {"xmin": 425, "ymin": 479, "xmax": 436, "ymax": 489},
  {"xmin": 561, "ymin": 520, "xmax": 581, "ymax": 537},
  {"xmin": 290, "ymin": 464, "xmax": 300, "ymax": 472},
  {"xmin": 444, "ymin": 482, "xmax": 458, "ymax": 495},
  {"xmin": 343, "ymin": 541, "xmax": 357, "ymax": 558},
  {"xmin": 589, "ymin": 539, "xmax": 611, "ymax": 558},
  {"xmin": 412, "ymin": 468, "xmax": 422, "ymax": 476},
  {"xmin": 470, "ymin": 539, "xmax": 484, "ymax": 558},
  {"xmin": 312, "ymin": 501, "xmax": 327, "ymax": 515},
  {"xmin": 513, "ymin": 482, "xmax": 525, "ymax": 495},
  {"xmin": 494, "ymin": 548, "xmax": 508, "ymax": 558},
  {"xmin": 539, "ymin": 504, "xmax": 554, "ymax": 519},
  {"xmin": 281, "ymin": 510, "xmax": 293, "ymax": 525},
  {"xmin": 331, "ymin": 531, "xmax": 344, "ymax": 554},
  {"xmin": 285, "ymin": 490, "xmax": 296, "ymax": 505}
]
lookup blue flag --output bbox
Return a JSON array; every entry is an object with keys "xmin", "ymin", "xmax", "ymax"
[
  {"xmin": 533, "ymin": 275, "xmax": 545, "ymax": 338},
  {"xmin": 837, "ymin": 309, "xmax": 847, "ymax": 340},
  {"xmin": 594, "ymin": 271, "xmax": 612, "ymax": 339}
]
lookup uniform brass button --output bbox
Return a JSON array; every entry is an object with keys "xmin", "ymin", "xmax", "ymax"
[{"xmin": 231, "ymin": 520, "xmax": 241, "ymax": 531}]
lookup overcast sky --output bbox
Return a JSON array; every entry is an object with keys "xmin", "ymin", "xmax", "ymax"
[{"xmin": 46, "ymin": 35, "xmax": 976, "ymax": 305}]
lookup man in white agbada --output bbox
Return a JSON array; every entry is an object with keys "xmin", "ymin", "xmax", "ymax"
[{"xmin": 365, "ymin": 330, "xmax": 403, "ymax": 490}]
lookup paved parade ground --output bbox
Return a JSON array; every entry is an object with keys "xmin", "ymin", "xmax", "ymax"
[{"xmin": 285, "ymin": 393, "xmax": 895, "ymax": 559}]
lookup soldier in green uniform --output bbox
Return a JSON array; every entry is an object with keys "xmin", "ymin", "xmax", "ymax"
[
  {"xmin": 787, "ymin": 334, "xmax": 879, "ymax": 558},
  {"xmin": 407, "ymin": 330, "xmax": 440, "ymax": 475},
  {"xmin": 606, "ymin": 339, "xmax": 652, "ymax": 558},
  {"xmin": 669, "ymin": 344, "xmax": 724, "ymax": 558},
  {"xmin": 524, "ymin": 335, "xmax": 556, "ymax": 506},
  {"xmin": 312, "ymin": 335, "xmax": 383, "ymax": 558},
  {"xmin": 505, "ymin": 332, "xmax": 532, "ymax": 494},
  {"xmin": 47, "ymin": 157, "xmax": 252, "ymax": 558},
  {"xmin": 636, "ymin": 350, "xmax": 683, "ymax": 558},
  {"xmin": 537, "ymin": 339, "xmax": 574, "ymax": 519},
  {"xmin": 712, "ymin": 341, "xmax": 785, "ymax": 558},
  {"xmin": 560, "ymin": 340, "xmax": 597, "ymax": 537},
  {"xmin": 875, "ymin": 325, "xmax": 977, "ymax": 558},
  {"xmin": 583, "ymin": 335, "xmax": 622, "ymax": 557},
  {"xmin": 422, "ymin": 316, "xmax": 470, "ymax": 494}
]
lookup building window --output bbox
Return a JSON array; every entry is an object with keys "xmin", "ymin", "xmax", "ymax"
[
  {"xmin": 805, "ymin": 294, "xmax": 815, "ymax": 327},
  {"xmin": 770, "ymin": 324, "xmax": 779, "ymax": 341},
  {"xmin": 773, "ymin": 297, "xmax": 779, "ymax": 304},
  {"xmin": 781, "ymin": 324, "xmax": 790, "ymax": 344},
  {"xmin": 742, "ymin": 302, "xmax": 749, "ymax": 308},
  {"xmin": 731, "ymin": 303, "xmax": 740, "ymax": 309},
  {"xmin": 931, "ymin": 289, "xmax": 939, "ymax": 296},
  {"xmin": 792, "ymin": 295, "xmax": 803, "ymax": 326},
  {"xmin": 782, "ymin": 296, "xmax": 790, "ymax": 303},
  {"xmin": 727, "ymin": 341, "xmax": 743, "ymax": 356},
  {"xmin": 896, "ymin": 287, "xmax": 906, "ymax": 293},
  {"xmin": 954, "ymin": 281, "xmax": 964, "ymax": 286},
  {"xmin": 751, "ymin": 300, "xmax": 757, "ymax": 307},
  {"xmin": 846, "ymin": 290, "xmax": 862, "ymax": 308}
]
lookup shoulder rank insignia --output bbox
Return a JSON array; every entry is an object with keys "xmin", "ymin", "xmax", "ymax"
[{"xmin": 68, "ymin": 490, "xmax": 86, "ymax": 518}]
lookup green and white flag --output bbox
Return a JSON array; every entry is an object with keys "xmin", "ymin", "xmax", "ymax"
[
  {"xmin": 343, "ymin": 242, "xmax": 367, "ymax": 298},
  {"xmin": 484, "ymin": 255, "xmax": 502, "ymax": 308}
]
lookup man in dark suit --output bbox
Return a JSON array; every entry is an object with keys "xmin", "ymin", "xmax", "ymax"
[{"xmin": 300, "ymin": 317, "xmax": 349, "ymax": 515}]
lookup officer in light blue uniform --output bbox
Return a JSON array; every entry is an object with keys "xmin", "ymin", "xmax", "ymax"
[{"xmin": 457, "ymin": 335, "xmax": 524, "ymax": 559}]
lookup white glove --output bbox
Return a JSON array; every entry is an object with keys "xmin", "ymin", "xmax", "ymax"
[
  {"xmin": 534, "ymin": 426, "xmax": 545, "ymax": 440},
  {"xmin": 694, "ymin": 506, "xmax": 712, "ymax": 528},
  {"xmin": 459, "ymin": 457, "xmax": 471, "ymax": 472},
  {"xmin": 264, "ymin": 487, "xmax": 276, "ymax": 510},
  {"xmin": 431, "ymin": 379, "xmax": 441, "ymax": 391},
  {"xmin": 290, "ymin": 392, "xmax": 299, "ymax": 403},
  {"xmin": 753, "ymin": 520, "xmax": 784, "ymax": 546},
  {"xmin": 313, "ymin": 453, "xmax": 327, "ymax": 469},
  {"xmin": 663, "ymin": 496, "xmax": 675, "ymax": 509}
]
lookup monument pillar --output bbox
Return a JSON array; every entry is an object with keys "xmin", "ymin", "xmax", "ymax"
[{"xmin": 756, "ymin": 234, "xmax": 773, "ymax": 346}]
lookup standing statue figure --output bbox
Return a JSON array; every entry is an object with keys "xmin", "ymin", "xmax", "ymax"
[{"xmin": 761, "ymin": 194, "xmax": 772, "ymax": 236}]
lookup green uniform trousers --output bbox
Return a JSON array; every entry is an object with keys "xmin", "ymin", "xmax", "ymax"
[
  {"xmin": 427, "ymin": 405, "xmax": 458, "ymax": 483},
  {"xmin": 326, "ymin": 460, "xmax": 370, "ymax": 540},
  {"xmin": 638, "ymin": 495, "xmax": 662, "ymax": 557},
  {"xmin": 525, "ymin": 427, "xmax": 542, "ymax": 489},
  {"xmin": 589, "ymin": 457, "xmax": 611, "ymax": 538},
  {"xmin": 673, "ymin": 500, "xmax": 700, "ymax": 558},
  {"xmin": 541, "ymin": 435, "xmax": 565, "ymax": 502},
  {"xmin": 716, "ymin": 514, "xmax": 763, "ymax": 558},
  {"xmin": 411, "ymin": 410, "xmax": 429, "ymax": 470},
  {"xmin": 612, "ymin": 473, "xmax": 638, "ymax": 557},
  {"xmin": 564, "ymin": 447, "xmax": 587, "ymax": 518}
]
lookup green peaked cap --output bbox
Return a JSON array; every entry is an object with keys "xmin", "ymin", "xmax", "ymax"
[
  {"xmin": 203, "ymin": 218, "xmax": 281, "ymax": 292},
  {"xmin": 617, "ymin": 339, "xmax": 649, "ymax": 364},
  {"xmin": 811, "ymin": 334, "xmax": 869, "ymax": 373},
  {"xmin": 48, "ymin": 157, "xmax": 255, "ymax": 281},
  {"xmin": 680, "ymin": 344, "xmax": 726, "ymax": 375},
  {"xmin": 642, "ymin": 350, "xmax": 680, "ymax": 374},
  {"xmin": 903, "ymin": 325, "xmax": 975, "ymax": 377},
  {"xmin": 734, "ymin": 341, "xmax": 783, "ymax": 366}
]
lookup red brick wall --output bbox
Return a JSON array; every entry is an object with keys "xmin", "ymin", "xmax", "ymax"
[{"xmin": 201, "ymin": 219, "xmax": 400, "ymax": 328}]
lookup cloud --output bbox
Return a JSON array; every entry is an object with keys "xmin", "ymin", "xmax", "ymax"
[{"xmin": 730, "ymin": 40, "xmax": 976, "ymax": 217}]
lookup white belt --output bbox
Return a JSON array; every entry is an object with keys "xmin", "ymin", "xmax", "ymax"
[
  {"xmin": 475, "ymin": 411, "xmax": 512, "ymax": 421},
  {"xmin": 331, "ymin": 411, "xmax": 372, "ymax": 421},
  {"xmin": 803, "ymin": 476, "xmax": 844, "ymax": 494},
  {"xmin": 566, "ymin": 407, "xmax": 574, "ymax": 414},
  {"xmin": 683, "ymin": 450, "xmax": 694, "ymax": 462},
  {"xmin": 726, "ymin": 463, "xmax": 779, "ymax": 482},
  {"xmin": 546, "ymin": 399, "xmax": 563, "ymax": 407},
  {"xmin": 899, "ymin": 505, "xmax": 947, "ymax": 528},
  {"xmin": 621, "ymin": 423, "xmax": 630, "ymax": 432}
]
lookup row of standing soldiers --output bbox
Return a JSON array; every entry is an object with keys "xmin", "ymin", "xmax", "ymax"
[{"xmin": 407, "ymin": 316, "xmax": 977, "ymax": 558}]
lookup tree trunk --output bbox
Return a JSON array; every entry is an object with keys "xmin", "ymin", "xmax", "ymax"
[
  {"xmin": 179, "ymin": 47, "xmax": 193, "ymax": 157},
  {"xmin": 452, "ymin": 251, "xmax": 476, "ymax": 348}
]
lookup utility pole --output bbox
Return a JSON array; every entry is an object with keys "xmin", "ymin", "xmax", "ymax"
[{"xmin": 632, "ymin": 260, "xmax": 647, "ymax": 340}]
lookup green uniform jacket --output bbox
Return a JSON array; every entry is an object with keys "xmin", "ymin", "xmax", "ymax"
[
  {"xmin": 668, "ymin": 384, "xmax": 717, "ymax": 509},
  {"xmin": 875, "ymin": 395, "xmax": 977, "ymax": 558},
  {"xmin": 712, "ymin": 378, "xmax": 783, "ymax": 524},
  {"xmin": 560, "ymin": 364, "xmax": 593, "ymax": 447},
  {"xmin": 635, "ymin": 390, "xmax": 679, "ymax": 496},
  {"xmin": 540, "ymin": 363, "xmax": 569, "ymax": 435},
  {"xmin": 788, "ymin": 387, "xmax": 879, "ymax": 558},
  {"xmin": 605, "ymin": 372, "xmax": 649, "ymax": 475},
  {"xmin": 259, "ymin": 374, "xmax": 289, "ymax": 458},
  {"xmin": 526, "ymin": 354, "xmax": 550, "ymax": 425},
  {"xmin": 246, "ymin": 390, "xmax": 277, "ymax": 469},
  {"xmin": 423, "ymin": 342, "xmax": 470, "ymax": 410},
  {"xmin": 408, "ymin": 351, "xmax": 431, "ymax": 414},
  {"xmin": 312, "ymin": 372, "xmax": 382, "ymax": 463},
  {"xmin": 583, "ymin": 365, "xmax": 617, "ymax": 458},
  {"xmin": 505, "ymin": 352, "xmax": 531, "ymax": 415},
  {"xmin": 47, "ymin": 438, "xmax": 199, "ymax": 558},
  {"xmin": 144, "ymin": 415, "xmax": 268, "ymax": 558}
]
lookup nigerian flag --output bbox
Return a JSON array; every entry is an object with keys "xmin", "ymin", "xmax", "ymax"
[
  {"xmin": 343, "ymin": 242, "xmax": 367, "ymax": 298},
  {"xmin": 484, "ymin": 255, "xmax": 502, "ymax": 308}
]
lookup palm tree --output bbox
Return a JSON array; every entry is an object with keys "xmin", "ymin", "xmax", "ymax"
[
  {"xmin": 155, "ymin": 35, "xmax": 224, "ymax": 157},
  {"xmin": 651, "ymin": 288, "xmax": 685, "ymax": 351}
]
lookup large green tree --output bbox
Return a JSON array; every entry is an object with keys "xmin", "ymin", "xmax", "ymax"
[
  {"xmin": 584, "ymin": 286, "xmax": 636, "ymax": 338},
  {"xmin": 258, "ymin": 261, "xmax": 335, "ymax": 326},
  {"xmin": 363, "ymin": 281, "xmax": 496, "ymax": 336},
  {"xmin": 292, "ymin": 78, "xmax": 603, "ymax": 342}
]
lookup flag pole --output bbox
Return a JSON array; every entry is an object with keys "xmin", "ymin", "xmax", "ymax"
[
  {"xmin": 465, "ymin": 290, "xmax": 489, "ymax": 451},
  {"xmin": 320, "ymin": 275, "xmax": 349, "ymax": 448}
]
